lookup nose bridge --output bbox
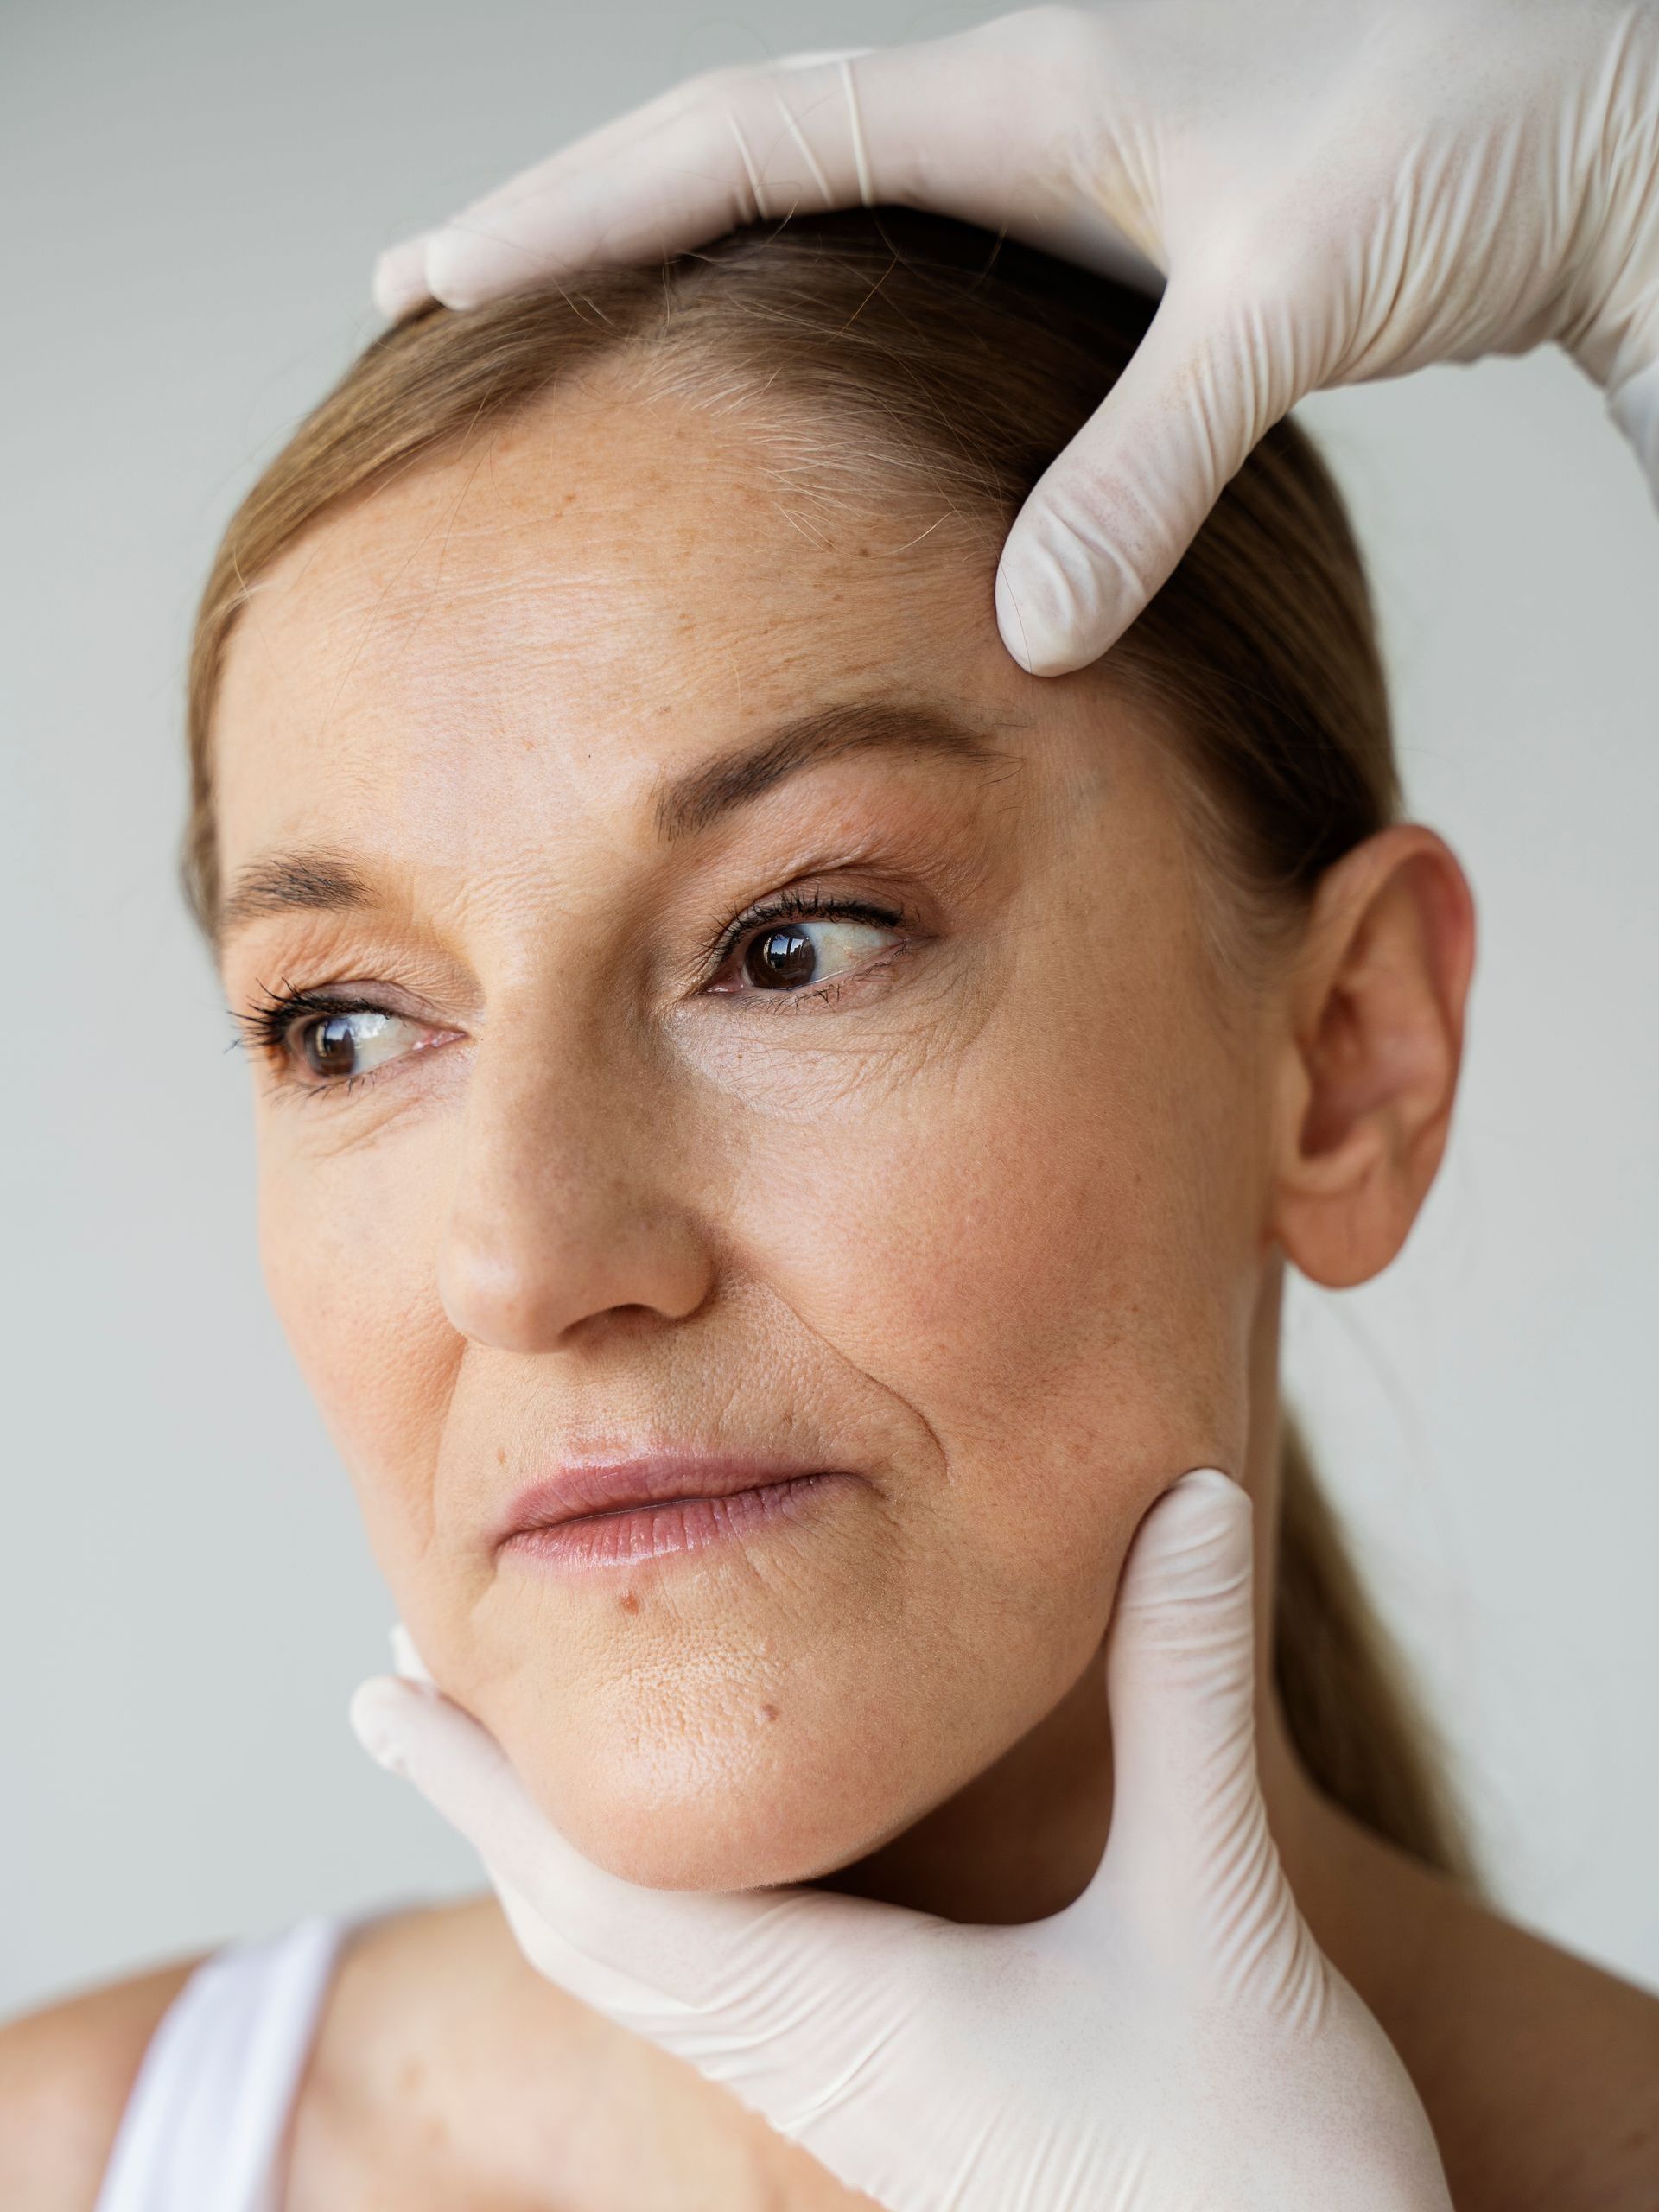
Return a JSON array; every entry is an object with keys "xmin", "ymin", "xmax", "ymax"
[{"xmin": 438, "ymin": 992, "xmax": 712, "ymax": 1352}]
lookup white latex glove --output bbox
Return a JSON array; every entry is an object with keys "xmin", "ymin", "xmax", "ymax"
[
  {"xmin": 369, "ymin": 2, "xmax": 1659, "ymax": 677},
  {"xmin": 350, "ymin": 1470, "xmax": 1452, "ymax": 2209}
]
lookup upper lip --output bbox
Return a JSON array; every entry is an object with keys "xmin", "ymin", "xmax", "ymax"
[{"xmin": 495, "ymin": 1453, "xmax": 843, "ymax": 1544}]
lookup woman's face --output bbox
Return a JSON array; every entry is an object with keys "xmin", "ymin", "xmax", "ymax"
[{"xmin": 213, "ymin": 378, "xmax": 1280, "ymax": 1888}]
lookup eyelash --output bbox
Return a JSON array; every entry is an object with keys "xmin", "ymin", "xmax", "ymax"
[
  {"xmin": 229, "ymin": 885, "xmax": 912, "ymax": 1100},
  {"xmin": 704, "ymin": 885, "xmax": 906, "ymax": 982}
]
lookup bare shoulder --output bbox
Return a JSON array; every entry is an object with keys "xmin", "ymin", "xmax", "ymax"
[
  {"xmin": 1389, "ymin": 1857, "xmax": 1659, "ymax": 2210},
  {"xmin": 0, "ymin": 1954, "xmax": 205, "ymax": 2212},
  {"xmin": 1300, "ymin": 1805, "xmax": 1659, "ymax": 2212},
  {"xmin": 1471, "ymin": 1908, "xmax": 1659, "ymax": 2210}
]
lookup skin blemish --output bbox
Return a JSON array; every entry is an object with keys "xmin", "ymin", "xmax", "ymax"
[
  {"xmin": 760, "ymin": 1703, "xmax": 780, "ymax": 1724},
  {"xmin": 618, "ymin": 1589, "xmax": 640, "ymax": 1615}
]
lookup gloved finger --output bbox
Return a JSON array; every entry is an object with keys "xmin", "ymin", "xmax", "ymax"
[
  {"xmin": 347, "ymin": 1673, "xmax": 769, "ymax": 1999},
  {"xmin": 369, "ymin": 64, "xmax": 755, "ymax": 316},
  {"xmin": 772, "ymin": 47, "xmax": 877, "ymax": 67},
  {"xmin": 416, "ymin": 33, "xmax": 1066, "ymax": 311},
  {"xmin": 464, "ymin": 48, "xmax": 882, "ymax": 219},
  {"xmin": 372, "ymin": 231, "xmax": 438, "ymax": 321},
  {"xmin": 386, "ymin": 1619, "xmax": 435, "ymax": 1684},
  {"xmin": 1085, "ymin": 1468, "xmax": 1336, "ymax": 2020},
  {"xmin": 1086, "ymin": 1469, "xmax": 1272, "ymax": 1920},
  {"xmin": 418, "ymin": 51, "xmax": 894, "ymax": 309},
  {"xmin": 995, "ymin": 279, "xmax": 1298, "ymax": 672}
]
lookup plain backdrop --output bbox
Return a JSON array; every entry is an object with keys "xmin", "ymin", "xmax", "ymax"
[{"xmin": 3, "ymin": 0, "xmax": 1657, "ymax": 2021}]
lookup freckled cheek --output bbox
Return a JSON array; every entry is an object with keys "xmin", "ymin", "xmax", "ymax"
[
  {"xmin": 255, "ymin": 1147, "xmax": 455, "ymax": 1572},
  {"xmin": 723, "ymin": 1049, "xmax": 1255, "ymax": 1522}
]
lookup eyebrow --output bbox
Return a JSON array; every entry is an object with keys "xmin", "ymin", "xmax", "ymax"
[{"xmin": 216, "ymin": 696, "xmax": 1019, "ymax": 948}]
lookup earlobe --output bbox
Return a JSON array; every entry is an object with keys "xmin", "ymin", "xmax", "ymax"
[{"xmin": 1269, "ymin": 826, "xmax": 1476, "ymax": 1290}]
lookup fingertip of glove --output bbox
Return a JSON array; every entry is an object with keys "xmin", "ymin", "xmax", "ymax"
[
  {"xmin": 423, "ymin": 226, "xmax": 499, "ymax": 312},
  {"xmin": 372, "ymin": 237, "xmax": 435, "ymax": 322},
  {"xmin": 1171, "ymin": 1464, "xmax": 1241, "ymax": 1503},
  {"xmin": 1150, "ymin": 1465, "xmax": 1249, "ymax": 1537},
  {"xmin": 348, "ymin": 1673, "xmax": 427, "ymax": 1775},
  {"xmin": 388, "ymin": 1619, "xmax": 436, "ymax": 1685},
  {"xmin": 994, "ymin": 559, "xmax": 1082, "ymax": 676},
  {"xmin": 993, "ymin": 537, "xmax": 1121, "ymax": 677},
  {"xmin": 1127, "ymin": 1466, "xmax": 1252, "ymax": 1592}
]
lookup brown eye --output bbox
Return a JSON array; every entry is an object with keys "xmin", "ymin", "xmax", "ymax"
[
  {"xmin": 744, "ymin": 926, "xmax": 817, "ymax": 990},
  {"xmin": 734, "ymin": 917, "xmax": 899, "ymax": 995},
  {"xmin": 294, "ymin": 1007, "xmax": 416, "ymax": 1081}
]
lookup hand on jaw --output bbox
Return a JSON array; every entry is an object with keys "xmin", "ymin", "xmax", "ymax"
[{"xmin": 353, "ymin": 1468, "xmax": 1453, "ymax": 2211}]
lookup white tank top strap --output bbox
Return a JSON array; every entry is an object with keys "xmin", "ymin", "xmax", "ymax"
[{"xmin": 93, "ymin": 1912, "xmax": 354, "ymax": 2212}]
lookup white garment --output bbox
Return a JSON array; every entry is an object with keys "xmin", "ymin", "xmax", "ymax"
[{"xmin": 93, "ymin": 1915, "xmax": 353, "ymax": 2212}]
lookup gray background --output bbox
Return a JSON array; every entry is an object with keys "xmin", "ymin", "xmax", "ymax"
[{"xmin": 3, "ymin": 0, "xmax": 1656, "ymax": 2020}]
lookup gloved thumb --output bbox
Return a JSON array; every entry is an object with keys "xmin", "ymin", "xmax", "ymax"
[
  {"xmin": 995, "ymin": 279, "xmax": 1293, "ymax": 674},
  {"xmin": 1090, "ymin": 1467, "xmax": 1321, "ymax": 2011},
  {"xmin": 1092, "ymin": 1469, "xmax": 1278, "ymax": 1931}
]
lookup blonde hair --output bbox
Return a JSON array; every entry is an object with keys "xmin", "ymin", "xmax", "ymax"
[{"xmin": 185, "ymin": 208, "xmax": 1473, "ymax": 1882}]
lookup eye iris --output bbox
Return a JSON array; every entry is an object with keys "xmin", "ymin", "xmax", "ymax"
[
  {"xmin": 304, "ymin": 1014, "xmax": 359, "ymax": 1077},
  {"xmin": 746, "ymin": 925, "xmax": 817, "ymax": 990}
]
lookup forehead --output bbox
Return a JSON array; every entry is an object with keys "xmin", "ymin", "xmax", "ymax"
[{"xmin": 212, "ymin": 380, "xmax": 1035, "ymax": 874}]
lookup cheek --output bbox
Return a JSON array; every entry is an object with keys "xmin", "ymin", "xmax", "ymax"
[
  {"xmin": 256, "ymin": 1133, "xmax": 458, "ymax": 1576},
  {"xmin": 721, "ymin": 963, "xmax": 1267, "ymax": 1559}
]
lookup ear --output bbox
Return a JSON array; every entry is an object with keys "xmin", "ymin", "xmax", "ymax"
[{"xmin": 1269, "ymin": 825, "xmax": 1476, "ymax": 1288}]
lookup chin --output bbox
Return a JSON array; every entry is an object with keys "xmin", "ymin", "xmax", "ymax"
[
  {"xmin": 490, "ymin": 1675, "xmax": 945, "ymax": 1893},
  {"xmin": 556, "ymin": 1793, "xmax": 856, "ymax": 1893}
]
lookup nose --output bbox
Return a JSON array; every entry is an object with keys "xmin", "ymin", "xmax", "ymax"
[{"xmin": 437, "ymin": 1001, "xmax": 715, "ymax": 1352}]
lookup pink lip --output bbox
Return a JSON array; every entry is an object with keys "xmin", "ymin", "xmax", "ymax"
[{"xmin": 495, "ymin": 1453, "xmax": 856, "ymax": 1573}]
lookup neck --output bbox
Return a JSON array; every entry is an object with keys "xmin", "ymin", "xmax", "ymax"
[{"xmin": 810, "ymin": 1586, "xmax": 1339, "ymax": 1925}]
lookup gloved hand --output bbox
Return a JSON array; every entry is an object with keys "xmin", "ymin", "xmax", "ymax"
[
  {"xmin": 350, "ymin": 1469, "xmax": 1453, "ymax": 2210},
  {"xmin": 370, "ymin": 1, "xmax": 1659, "ymax": 678}
]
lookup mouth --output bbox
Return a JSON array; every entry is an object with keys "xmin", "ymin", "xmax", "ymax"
[{"xmin": 494, "ymin": 1453, "xmax": 859, "ymax": 1573}]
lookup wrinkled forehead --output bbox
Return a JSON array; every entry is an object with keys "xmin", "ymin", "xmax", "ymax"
[{"xmin": 211, "ymin": 383, "xmax": 1029, "ymax": 868}]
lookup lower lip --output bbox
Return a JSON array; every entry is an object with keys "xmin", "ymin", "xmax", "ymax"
[{"xmin": 499, "ymin": 1471, "xmax": 846, "ymax": 1573}]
